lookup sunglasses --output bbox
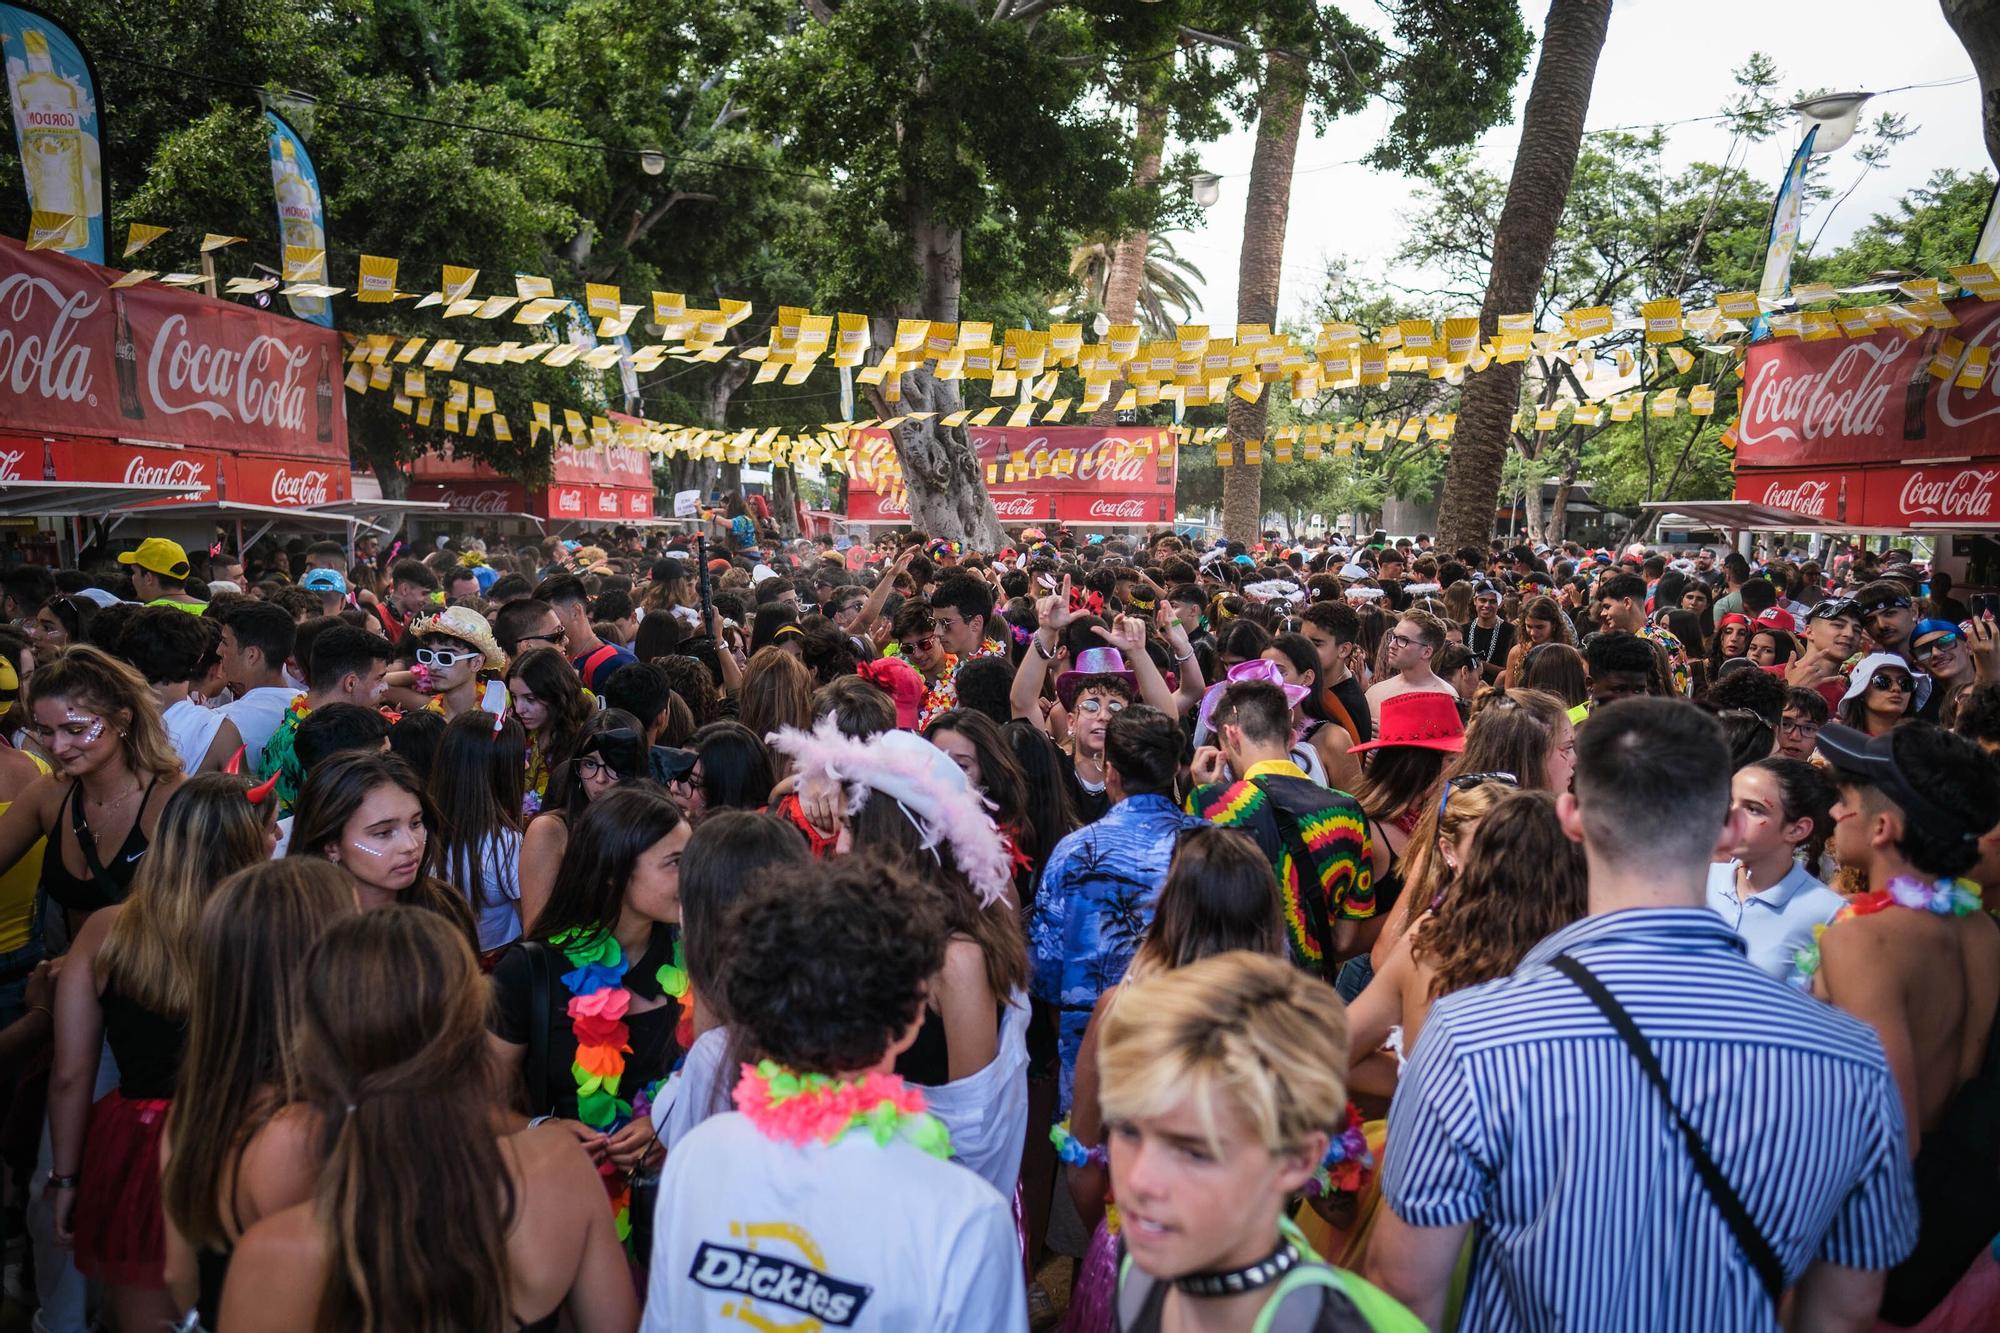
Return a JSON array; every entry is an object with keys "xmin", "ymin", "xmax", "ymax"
[
  {"xmin": 904, "ymin": 634, "xmax": 938, "ymax": 653},
  {"xmin": 1439, "ymin": 770, "xmax": 1517, "ymax": 821},
  {"xmin": 413, "ymin": 646, "xmax": 482, "ymax": 669},
  {"xmin": 1869, "ymin": 671, "xmax": 1913, "ymax": 693},
  {"xmin": 516, "ymin": 628, "xmax": 568, "ymax": 648},
  {"xmin": 1913, "ymin": 633, "xmax": 1960, "ymax": 662},
  {"xmin": 1075, "ymin": 697, "xmax": 1126, "ymax": 715}
]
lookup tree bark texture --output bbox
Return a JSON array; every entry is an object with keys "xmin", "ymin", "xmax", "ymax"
[
  {"xmin": 1091, "ymin": 98, "xmax": 1168, "ymax": 427},
  {"xmin": 1222, "ymin": 52, "xmax": 1309, "ymax": 543},
  {"xmin": 868, "ymin": 210, "xmax": 1006, "ymax": 548},
  {"xmin": 1943, "ymin": 0, "xmax": 2000, "ymax": 173},
  {"xmin": 1432, "ymin": 0, "xmax": 1611, "ymax": 552}
]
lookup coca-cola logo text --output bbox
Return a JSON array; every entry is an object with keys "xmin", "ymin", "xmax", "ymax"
[
  {"xmin": 993, "ymin": 497, "xmax": 1040, "ymax": 518},
  {"xmin": 0, "ymin": 448, "xmax": 23, "ymax": 482},
  {"xmin": 1087, "ymin": 498, "xmax": 1148, "ymax": 520},
  {"xmin": 596, "ymin": 491, "xmax": 620, "ymax": 514},
  {"xmin": 556, "ymin": 489, "xmax": 583, "ymax": 514},
  {"xmin": 1898, "ymin": 469, "xmax": 1999, "ymax": 519},
  {"xmin": 146, "ymin": 313, "xmax": 311, "ymax": 430},
  {"xmin": 1011, "ymin": 433, "xmax": 1153, "ymax": 484},
  {"xmin": 1761, "ymin": 479, "xmax": 1829, "ymax": 517},
  {"xmin": 269, "ymin": 467, "xmax": 330, "ymax": 507},
  {"xmin": 0, "ymin": 272, "xmax": 97, "ymax": 405},
  {"xmin": 446, "ymin": 489, "xmax": 514, "ymax": 514},
  {"xmin": 1737, "ymin": 342, "xmax": 1904, "ymax": 449},
  {"xmin": 124, "ymin": 455, "xmax": 208, "ymax": 494}
]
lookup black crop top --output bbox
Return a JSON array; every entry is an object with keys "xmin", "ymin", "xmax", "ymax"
[
  {"xmin": 101, "ymin": 980, "xmax": 186, "ymax": 1100},
  {"xmin": 39, "ymin": 777, "xmax": 160, "ymax": 916}
]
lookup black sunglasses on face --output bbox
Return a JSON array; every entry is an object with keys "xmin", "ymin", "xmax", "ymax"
[{"xmin": 1869, "ymin": 672, "xmax": 1912, "ymax": 693}]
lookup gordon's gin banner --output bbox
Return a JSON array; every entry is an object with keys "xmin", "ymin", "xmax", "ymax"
[
  {"xmin": 0, "ymin": 6, "xmax": 104, "ymax": 263},
  {"xmin": 1734, "ymin": 298, "xmax": 2000, "ymax": 469},
  {"xmin": 0, "ymin": 235, "xmax": 347, "ymax": 458}
]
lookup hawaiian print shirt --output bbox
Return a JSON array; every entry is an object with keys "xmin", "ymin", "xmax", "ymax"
[
  {"xmin": 1029, "ymin": 793, "xmax": 1204, "ymax": 1111},
  {"xmin": 1637, "ymin": 622, "xmax": 1693, "ymax": 696}
]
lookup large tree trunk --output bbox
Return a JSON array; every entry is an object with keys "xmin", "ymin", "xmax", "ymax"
[
  {"xmin": 1432, "ymin": 0, "xmax": 1610, "ymax": 551},
  {"xmin": 1091, "ymin": 98, "xmax": 1168, "ymax": 427},
  {"xmin": 770, "ymin": 463, "xmax": 801, "ymax": 539},
  {"xmin": 867, "ymin": 209, "xmax": 1005, "ymax": 549},
  {"xmin": 1944, "ymin": 0, "xmax": 2000, "ymax": 172},
  {"xmin": 1222, "ymin": 52, "xmax": 1309, "ymax": 544}
]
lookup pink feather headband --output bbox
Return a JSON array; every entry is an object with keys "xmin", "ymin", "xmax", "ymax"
[{"xmin": 768, "ymin": 718, "xmax": 1014, "ymax": 906}]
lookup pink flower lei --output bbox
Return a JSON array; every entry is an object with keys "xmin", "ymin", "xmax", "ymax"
[{"xmin": 733, "ymin": 1060, "xmax": 952, "ymax": 1159}]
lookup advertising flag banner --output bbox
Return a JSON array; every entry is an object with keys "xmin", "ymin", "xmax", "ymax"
[
  {"xmin": 1753, "ymin": 124, "xmax": 1818, "ymax": 336},
  {"xmin": 0, "ymin": 4, "xmax": 103, "ymax": 262},
  {"xmin": 265, "ymin": 111, "xmax": 331, "ymax": 326}
]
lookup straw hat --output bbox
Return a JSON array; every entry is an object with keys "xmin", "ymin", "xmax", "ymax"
[{"xmin": 407, "ymin": 605, "xmax": 506, "ymax": 669}]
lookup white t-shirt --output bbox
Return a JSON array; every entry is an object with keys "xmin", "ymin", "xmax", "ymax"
[
  {"xmin": 449, "ymin": 829, "xmax": 523, "ymax": 952},
  {"xmin": 644, "ymin": 1112, "xmax": 1026, "ymax": 1333},
  {"xmin": 221, "ymin": 685, "xmax": 298, "ymax": 772},
  {"xmin": 161, "ymin": 697, "xmax": 225, "ymax": 773},
  {"xmin": 652, "ymin": 1026, "xmax": 734, "ymax": 1154}
]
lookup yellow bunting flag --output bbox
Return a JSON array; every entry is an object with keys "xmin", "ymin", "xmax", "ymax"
[
  {"xmin": 1951, "ymin": 263, "xmax": 2000, "ymax": 301},
  {"xmin": 123, "ymin": 223, "xmax": 168, "ymax": 258},
  {"xmin": 200, "ymin": 233, "xmax": 244, "ymax": 253},
  {"xmin": 356, "ymin": 255, "xmax": 398, "ymax": 302},
  {"xmin": 585, "ymin": 283, "xmax": 621, "ymax": 319},
  {"xmin": 1957, "ymin": 344, "xmax": 1991, "ymax": 390},
  {"xmin": 1930, "ymin": 335, "xmax": 1966, "ymax": 381},
  {"xmin": 1641, "ymin": 297, "xmax": 1683, "ymax": 344},
  {"xmin": 441, "ymin": 266, "xmax": 479, "ymax": 303},
  {"xmin": 1715, "ymin": 290, "xmax": 1760, "ymax": 319},
  {"xmin": 1689, "ymin": 384, "xmax": 1717, "ymax": 416}
]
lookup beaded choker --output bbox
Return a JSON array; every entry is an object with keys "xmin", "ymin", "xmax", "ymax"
[
  {"xmin": 1173, "ymin": 1242, "xmax": 1299, "ymax": 1297},
  {"xmin": 734, "ymin": 1061, "xmax": 952, "ymax": 1159}
]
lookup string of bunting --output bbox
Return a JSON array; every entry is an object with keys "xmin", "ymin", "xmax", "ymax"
[{"xmin": 61, "ymin": 220, "xmax": 2000, "ymax": 475}]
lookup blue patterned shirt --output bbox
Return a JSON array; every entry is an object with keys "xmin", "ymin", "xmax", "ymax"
[
  {"xmin": 1383, "ymin": 908, "xmax": 1917, "ymax": 1331},
  {"xmin": 1029, "ymin": 793, "xmax": 1204, "ymax": 1111}
]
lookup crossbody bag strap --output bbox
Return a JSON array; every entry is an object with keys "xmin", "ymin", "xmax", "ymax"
[
  {"xmin": 1550, "ymin": 954, "xmax": 1783, "ymax": 1301},
  {"xmin": 524, "ymin": 940, "xmax": 553, "ymax": 1116}
]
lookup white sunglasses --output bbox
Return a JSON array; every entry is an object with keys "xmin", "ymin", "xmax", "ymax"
[{"xmin": 414, "ymin": 646, "xmax": 481, "ymax": 669}]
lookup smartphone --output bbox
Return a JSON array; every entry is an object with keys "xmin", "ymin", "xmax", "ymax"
[{"xmin": 1975, "ymin": 593, "xmax": 1999, "ymax": 620}]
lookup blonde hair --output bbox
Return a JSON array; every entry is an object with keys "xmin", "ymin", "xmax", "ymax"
[
  {"xmin": 26, "ymin": 643, "xmax": 181, "ymax": 782},
  {"xmin": 1098, "ymin": 951, "xmax": 1348, "ymax": 1158},
  {"xmin": 1395, "ymin": 777, "xmax": 1511, "ymax": 933},
  {"xmin": 98, "ymin": 773, "xmax": 271, "ymax": 1016}
]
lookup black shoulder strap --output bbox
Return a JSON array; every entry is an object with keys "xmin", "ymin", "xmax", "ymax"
[
  {"xmin": 524, "ymin": 941, "xmax": 553, "ymax": 1115},
  {"xmin": 1550, "ymin": 954, "xmax": 1783, "ymax": 1302}
]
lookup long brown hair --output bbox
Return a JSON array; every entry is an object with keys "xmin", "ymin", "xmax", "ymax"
[
  {"xmin": 738, "ymin": 646, "xmax": 814, "ymax": 743},
  {"xmin": 1350, "ymin": 745, "xmax": 1448, "ymax": 824},
  {"xmin": 850, "ymin": 790, "xmax": 1029, "ymax": 1002},
  {"xmin": 1128, "ymin": 827, "xmax": 1283, "ymax": 983},
  {"xmin": 98, "ymin": 773, "xmax": 270, "ymax": 1015},
  {"xmin": 1411, "ymin": 790, "xmax": 1585, "ymax": 999},
  {"xmin": 163, "ymin": 859, "xmax": 354, "ymax": 1249},
  {"xmin": 298, "ymin": 908, "xmax": 514, "ymax": 1333},
  {"xmin": 1394, "ymin": 777, "xmax": 1512, "ymax": 933},
  {"xmin": 26, "ymin": 643, "xmax": 181, "ymax": 782}
]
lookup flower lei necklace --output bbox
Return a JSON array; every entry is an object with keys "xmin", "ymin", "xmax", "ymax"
[
  {"xmin": 734, "ymin": 1061, "xmax": 952, "ymax": 1159},
  {"xmin": 550, "ymin": 924, "xmax": 690, "ymax": 1243},
  {"xmin": 1789, "ymin": 875, "xmax": 1983, "ymax": 990}
]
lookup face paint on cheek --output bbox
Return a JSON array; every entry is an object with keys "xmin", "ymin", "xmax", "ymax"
[{"xmin": 66, "ymin": 712, "xmax": 105, "ymax": 745}]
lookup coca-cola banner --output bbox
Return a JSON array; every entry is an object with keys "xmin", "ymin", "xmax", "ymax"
[
  {"xmin": 1733, "ymin": 460, "xmax": 2000, "ymax": 530},
  {"xmin": 1735, "ymin": 297, "xmax": 2000, "ymax": 469},
  {"xmin": 410, "ymin": 437, "xmax": 651, "ymax": 490},
  {"xmin": 47, "ymin": 436, "xmax": 218, "ymax": 501},
  {"xmin": 228, "ymin": 453, "xmax": 349, "ymax": 508},
  {"xmin": 624, "ymin": 488, "xmax": 653, "ymax": 519},
  {"xmin": 0, "ymin": 236, "xmax": 347, "ymax": 459},
  {"xmin": 1734, "ymin": 465, "xmax": 1863, "ymax": 525},
  {"xmin": 408, "ymin": 480, "xmax": 529, "ymax": 516},
  {"xmin": 844, "ymin": 425, "xmax": 1176, "ymax": 527}
]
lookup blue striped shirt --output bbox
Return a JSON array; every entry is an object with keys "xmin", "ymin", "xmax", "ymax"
[{"xmin": 1383, "ymin": 908, "xmax": 1917, "ymax": 1331}]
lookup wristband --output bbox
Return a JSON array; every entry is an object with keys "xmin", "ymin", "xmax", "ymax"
[
  {"xmin": 1034, "ymin": 636, "xmax": 1058, "ymax": 660},
  {"xmin": 46, "ymin": 1173, "xmax": 77, "ymax": 1190}
]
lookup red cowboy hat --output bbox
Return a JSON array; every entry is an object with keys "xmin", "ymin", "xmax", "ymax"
[{"xmin": 1347, "ymin": 690, "xmax": 1465, "ymax": 754}]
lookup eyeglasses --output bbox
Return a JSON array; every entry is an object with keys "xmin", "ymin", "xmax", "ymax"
[
  {"xmin": 1075, "ymin": 697, "xmax": 1126, "ymax": 715},
  {"xmin": 1869, "ymin": 672, "xmax": 1913, "ymax": 693},
  {"xmin": 1439, "ymin": 770, "xmax": 1518, "ymax": 821},
  {"xmin": 1778, "ymin": 716, "xmax": 1821, "ymax": 738},
  {"xmin": 1913, "ymin": 633, "xmax": 1961, "ymax": 663},
  {"xmin": 413, "ymin": 646, "xmax": 481, "ymax": 669},
  {"xmin": 1385, "ymin": 631, "xmax": 1428, "ymax": 651}
]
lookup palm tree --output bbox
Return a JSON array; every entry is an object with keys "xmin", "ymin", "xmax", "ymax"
[
  {"xmin": 1433, "ymin": 0, "xmax": 1612, "ymax": 549},
  {"xmin": 1065, "ymin": 233, "xmax": 1207, "ymax": 340}
]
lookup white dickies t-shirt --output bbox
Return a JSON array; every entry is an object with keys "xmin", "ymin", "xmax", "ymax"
[{"xmin": 643, "ymin": 1111, "xmax": 1027, "ymax": 1332}]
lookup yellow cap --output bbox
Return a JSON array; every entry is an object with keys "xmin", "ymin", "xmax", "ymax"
[{"xmin": 117, "ymin": 537, "xmax": 191, "ymax": 580}]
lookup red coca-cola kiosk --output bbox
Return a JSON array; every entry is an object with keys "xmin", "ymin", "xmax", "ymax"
[
  {"xmin": 842, "ymin": 425, "xmax": 1179, "ymax": 529},
  {"xmin": 0, "ymin": 236, "xmax": 357, "ymax": 552},
  {"xmin": 408, "ymin": 422, "xmax": 663, "ymax": 534}
]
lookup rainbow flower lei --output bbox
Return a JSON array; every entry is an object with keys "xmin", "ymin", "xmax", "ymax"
[
  {"xmin": 1790, "ymin": 876, "xmax": 1983, "ymax": 990},
  {"xmin": 551, "ymin": 925, "xmax": 688, "ymax": 1244},
  {"xmin": 1303, "ymin": 1103, "xmax": 1374, "ymax": 1198},
  {"xmin": 733, "ymin": 1061, "xmax": 952, "ymax": 1159}
]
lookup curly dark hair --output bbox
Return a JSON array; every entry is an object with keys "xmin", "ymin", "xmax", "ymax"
[
  {"xmin": 1411, "ymin": 790, "xmax": 1585, "ymax": 1000},
  {"xmin": 1953, "ymin": 681, "xmax": 2000, "ymax": 748},
  {"xmin": 720, "ymin": 851, "xmax": 949, "ymax": 1073}
]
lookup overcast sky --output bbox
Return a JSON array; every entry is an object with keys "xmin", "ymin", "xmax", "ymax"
[{"xmin": 1168, "ymin": 0, "xmax": 1989, "ymax": 327}]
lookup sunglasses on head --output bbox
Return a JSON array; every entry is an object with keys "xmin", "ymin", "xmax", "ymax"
[
  {"xmin": 1809, "ymin": 598, "xmax": 1862, "ymax": 623},
  {"xmin": 1863, "ymin": 595, "xmax": 1913, "ymax": 616},
  {"xmin": 1439, "ymin": 770, "xmax": 1517, "ymax": 821}
]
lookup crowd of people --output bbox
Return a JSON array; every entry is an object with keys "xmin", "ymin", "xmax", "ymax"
[{"xmin": 0, "ymin": 516, "xmax": 1994, "ymax": 1332}]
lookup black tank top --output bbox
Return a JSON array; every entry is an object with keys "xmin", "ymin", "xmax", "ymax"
[
  {"xmin": 101, "ymin": 980, "xmax": 185, "ymax": 1099},
  {"xmin": 39, "ymin": 777, "xmax": 160, "ymax": 915}
]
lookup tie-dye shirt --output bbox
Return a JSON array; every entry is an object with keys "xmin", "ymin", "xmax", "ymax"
[{"xmin": 1190, "ymin": 760, "xmax": 1374, "ymax": 981}]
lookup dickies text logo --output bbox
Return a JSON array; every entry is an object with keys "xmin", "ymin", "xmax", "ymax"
[{"xmin": 690, "ymin": 1222, "xmax": 872, "ymax": 1329}]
